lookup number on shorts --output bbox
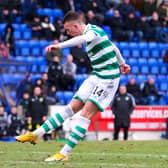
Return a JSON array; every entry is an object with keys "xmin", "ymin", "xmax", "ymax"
[{"xmin": 93, "ymin": 86, "xmax": 104, "ymax": 97}]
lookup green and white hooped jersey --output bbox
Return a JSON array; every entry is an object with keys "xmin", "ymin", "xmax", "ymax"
[{"xmin": 83, "ymin": 24, "xmax": 120, "ymax": 79}]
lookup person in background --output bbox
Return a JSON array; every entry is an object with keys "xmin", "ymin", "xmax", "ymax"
[
  {"xmin": 3, "ymin": 24, "xmax": 16, "ymax": 56},
  {"xmin": 0, "ymin": 105, "xmax": 8, "ymax": 138},
  {"xmin": 30, "ymin": 15, "xmax": 42, "ymax": 39},
  {"xmin": 46, "ymin": 85, "xmax": 59, "ymax": 105},
  {"xmin": 8, "ymin": 106, "xmax": 24, "ymax": 136},
  {"xmin": 70, "ymin": 44, "xmax": 91, "ymax": 73},
  {"xmin": 63, "ymin": 54, "xmax": 77, "ymax": 91},
  {"xmin": 46, "ymin": 39, "xmax": 63, "ymax": 63},
  {"xmin": 47, "ymin": 56, "xmax": 64, "ymax": 90},
  {"xmin": 112, "ymin": 85, "xmax": 135, "ymax": 140},
  {"xmin": 141, "ymin": 77, "xmax": 162, "ymax": 105},
  {"xmin": 0, "ymin": 42, "xmax": 9, "ymax": 59},
  {"xmin": 41, "ymin": 16, "xmax": 56, "ymax": 40},
  {"xmin": 27, "ymin": 86, "xmax": 48, "ymax": 131},
  {"xmin": 126, "ymin": 78, "xmax": 141, "ymax": 105}
]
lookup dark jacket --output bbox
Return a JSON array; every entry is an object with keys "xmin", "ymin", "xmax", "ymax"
[
  {"xmin": 112, "ymin": 93, "xmax": 135, "ymax": 127},
  {"xmin": 28, "ymin": 95, "xmax": 48, "ymax": 124}
]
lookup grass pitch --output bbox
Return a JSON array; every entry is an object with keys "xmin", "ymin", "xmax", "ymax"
[{"xmin": 0, "ymin": 140, "xmax": 168, "ymax": 168}]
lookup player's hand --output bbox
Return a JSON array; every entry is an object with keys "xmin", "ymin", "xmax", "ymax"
[
  {"xmin": 45, "ymin": 45, "xmax": 60, "ymax": 52},
  {"xmin": 120, "ymin": 64, "xmax": 131, "ymax": 74}
]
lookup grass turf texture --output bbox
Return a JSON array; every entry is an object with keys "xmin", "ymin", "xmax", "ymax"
[{"xmin": 0, "ymin": 140, "xmax": 168, "ymax": 168}]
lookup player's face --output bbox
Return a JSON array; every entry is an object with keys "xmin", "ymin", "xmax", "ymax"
[{"xmin": 64, "ymin": 21, "xmax": 81, "ymax": 37}]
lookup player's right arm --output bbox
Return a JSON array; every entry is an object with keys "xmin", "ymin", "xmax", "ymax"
[{"xmin": 45, "ymin": 31, "xmax": 97, "ymax": 52}]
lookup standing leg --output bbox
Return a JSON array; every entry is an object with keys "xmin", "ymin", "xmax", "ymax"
[
  {"xmin": 123, "ymin": 126, "xmax": 129, "ymax": 140},
  {"xmin": 113, "ymin": 123, "xmax": 120, "ymax": 140},
  {"xmin": 45, "ymin": 101, "xmax": 99, "ymax": 161}
]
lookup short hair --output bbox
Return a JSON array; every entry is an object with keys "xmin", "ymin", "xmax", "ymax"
[{"xmin": 63, "ymin": 11, "xmax": 83, "ymax": 24}]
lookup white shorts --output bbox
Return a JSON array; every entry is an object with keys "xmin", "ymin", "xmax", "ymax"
[{"xmin": 73, "ymin": 75, "xmax": 120, "ymax": 111}]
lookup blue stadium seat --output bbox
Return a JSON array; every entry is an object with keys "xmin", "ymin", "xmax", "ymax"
[
  {"xmin": 159, "ymin": 83, "xmax": 168, "ymax": 91},
  {"xmin": 10, "ymin": 91, "xmax": 16, "ymax": 99},
  {"xmin": 119, "ymin": 42, "xmax": 129, "ymax": 49},
  {"xmin": 74, "ymin": 74, "xmax": 87, "ymax": 90},
  {"xmin": 148, "ymin": 58, "xmax": 158, "ymax": 66},
  {"xmin": 14, "ymin": 31, "xmax": 21, "ymax": 39},
  {"xmin": 20, "ymin": 47, "xmax": 30, "ymax": 56},
  {"xmin": 56, "ymin": 91, "xmax": 65, "ymax": 105},
  {"xmin": 129, "ymin": 42, "xmax": 138, "ymax": 49},
  {"xmin": 17, "ymin": 65, "xmax": 27, "ymax": 73},
  {"xmin": 151, "ymin": 49, "xmax": 160, "ymax": 58},
  {"xmin": 141, "ymin": 65, "xmax": 149, "ymax": 74},
  {"xmin": 30, "ymin": 65, "xmax": 38, "ymax": 73},
  {"xmin": 120, "ymin": 75, "xmax": 128, "ymax": 85},
  {"xmin": 52, "ymin": 9, "xmax": 64, "ymax": 18},
  {"xmin": 31, "ymin": 47, "xmax": 41, "ymax": 56},
  {"xmin": 0, "ymin": 23, "xmax": 6, "ymax": 32},
  {"xmin": 29, "ymin": 40, "xmax": 39, "ymax": 48},
  {"xmin": 122, "ymin": 49, "xmax": 131, "ymax": 58},
  {"xmin": 138, "ymin": 58, "xmax": 147, "ymax": 66},
  {"xmin": 141, "ymin": 49, "xmax": 150, "ymax": 57},
  {"xmin": 132, "ymin": 49, "xmax": 140, "ymax": 57},
  {"xmin": 64, "ymin": 91, "xmax": 74, "ymax": 104},
  {"xmin": 131, "ymin": 65, "xmax": 139, "ymax": 74},
  {"xmin": 15, "ymin": 40, "xmax": 28, "ymax": 49},
  {"xmin": 128, "ymin": 58, "xmax": 136, "ymax": 66},
  {"xmin": 136, "ymin": 75, "xmax": 147, "ymax": 83},
  {"xmin": 156, "ymin": 75, "xmax": 167, "ymax": 83},
  {"xmin": 148, "ymin": 42, "xmax": 157, "ymax": 49},
  {"xmin": 23, "ymin": 29, "xmax": 32, "ymax": 39},
  {"xmin": 62, "ymin": 48, "xmax": 71, "ymax": 56},
  {"xmin": 138, "ymin": 42, "xmax": 148, "ymax": 50},
  {"xmin": 160, "ymin": 66, "xmax": 167, "ymax": 74},
  {"xmin": 150, "ymin": 66, "xmax": 159, "ymax": 74},
  {"xmin": 39, "ymin": 65, "xmax": 48, "ymax": 73}
]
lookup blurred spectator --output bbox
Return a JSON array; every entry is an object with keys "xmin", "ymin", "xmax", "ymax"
[
  {"xmin": 19, "ymin": 91, "xmax": 30, "ymax": 121},
  {"xmin": 29, "ymin": 15, "xmax": 42, "ymax": 39},
  {"xmin": 56, "ymin": 0, "xmax": 78, "ymax": 13},
  {"xmin": 126, "ymin": 78, "xmax": 141, "ymax": 104},
  {"xmin": 22, "ymin": 0, "xmax": 37, "ymax": 23},
  {"xmin": 0, "ymin": 105, "xmax": 8, "ymax": 138},
  {"xmin": 163, "ymin": 50, "xmax": 168, "ymax": 63},
  {"xmin": 8, "ymin": 106, "xmax": 24, "ymax": 136},
  {"xmin": 0, "ymin": 42, "xmax": 9, "ymax": 59},
  {"xmin": 3, "ymin": 24, "xmax": 16, "ymax": 56},
  {"xmin": 46, "ymin": 85, "xmax": 59, "ymax": 105},
  {"xmin": 124, "ymin": 12, "xmax": 143, "ymax": 41},
  {"xmin": 148, "ymin": 11, "xmax": 163, "ymax": 41},
  {"xmin": 70, "ymin": 44, "xmax": 91, "ymax": 73},
  {"xmin": 117, "ymin": 0, "xmax": 135, "ymax": 19},
  {"xmin": 81, "ymin": 0, "xmax": 106, "ymax": 14},
  {"xmin": 136, "ymin": 16, "xmax": 151, "ymax": 40},
  {"xmin": 141, "ymin": 0, "xmax": 157, "ymax": 17},
  {"xmin": 41, "ymin": 16, "xmax": 56, "ymax": 40},
  {"xmin": 86, "ymin": 10, "xmax": 104, "ymax": 26},
  {"xmin": 107, "ymin": 10, "xmax": 127, "ymax": 41},
  {"xmin": 63, "ymin": 54, "xmax": 77, "ymax": 90},
  {"xmin": 157, "ymin": 0, "xmax": 168, "ymax": 22},
  {"xmin": 141, "ymin": 77, "xmax": 162, "ymax": 105},
  {"xmin": 41, "ymin": 73, "xmax": 49, "ymax": 94},
  {"xmin": 47, "ymin": 56, "xmax": 64, "ymax": 90},
  {"xmin": 105, "ymin": 0, "xmax": 122, "ymax": 9},
  {"xmin": 112, "ymin": 85, "xmax": 135, "ymax": 140},
  {"xmin": 27, "ymin": 86, "xmax": 48, "ymax": 131},
  {"xmin": 46, "ymin": 39, "xmax": 63, "ymax": 63}
]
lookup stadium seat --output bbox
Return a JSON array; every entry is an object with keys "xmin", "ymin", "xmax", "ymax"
[
  {"xmin": 138, "ymin": 58, "xmax": 147, "ymax": 66},
  {"xmin": 141, "ymin": 49, "xmax": 150, "ymax": 58},
  {"xmin": 150, "ymin": 66, "xmax": 159, "ymax": 74},
  {"xmin": 148, "ymin": 58, "xmax": 158, "ymax": 66},
  {"xmin": 31, "ymin": 47, "xmax": 41, "ymax": 56},
  {"xmin": 141, "ymin": 65, "xmax": 149, "ymax": 74},
  {"xmin": 131, "ymin": 65, "xmax": 139, "ymax": 74},
  {"xmin": 17, "ymin": 65, "xmax": 27, "ymax": 73},
  {"xmin": 129, "ymin": 42, "xmax": 138, "ymax": 49},
  {"xmin": 151, "ymin": 49, "xmax": 160, "ymax": 58},
  {"xmin": 64, "ymin": 91, "xmax": 74, "ymax": 104},
  {"xmin": 23, "ymin": 29, "xmax": 32, "ymax": 40},
  {"xmin": 120, "ymin": 75, "xmax": 128, "ymax": 85},
  {"xmin": 132, "ymin": 49, "xmax": 140, "ymax": 57},
  {"xmin": 119, "ymin": 42, "xmax": 129, "ymax": 49},
  {"xmin": 39, "ymin": 65, "xmax": 48, "ymax": 73},
  {"xmin": 14, "ymin": 31, "xmax": 21, "ymax": 39},
  {"xmin": 136, "ymin": 75, "xmax": 147, "ymax": 83},
  {"xmin": 138, "ymin": 42, "xmax": 148, "ymax": 50},
  {"xmin": 52, "ymin": 9, "xmax": 64, "ymax": 18},
  {"xmin": 122, "ymin": 49, "xmax": 131, "ymax": 58},
  {"xmin": 160, "ymin": 66, "xmax": 167, "ymax": 74},
  {"xmin": 56, "ymin": 91, "xmax": 65, "ymax": 105},
  {"xmin": 127, "ymin": 58, "xmax": 136, "ymax": 66},
  {"xmin": 20, "ymin": 47, "xmax": 30, "ymax": 56},
  {"xmin": 159, "ymin": 82, "xmax": 168, "ymax": 91}
]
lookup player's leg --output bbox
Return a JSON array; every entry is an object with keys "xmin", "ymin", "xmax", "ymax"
[
  {"xmin": 123, "ymin": 126, "xmax": 129, "ymax": 140},
  {"xmin": 16, "ymin": 100, "xmax": 84, "ymax": 144},
  {"xmin": 45, "ymin": 101, "xmax": 99, "ymax": 161}
]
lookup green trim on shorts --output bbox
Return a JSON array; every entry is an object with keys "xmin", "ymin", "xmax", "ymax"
[
  {"xmin": 73, "ymin": 95, "xmax": 84, "ymax": 102},
  {"xmin": 87, "ymin": 98, "xmax": 104, "ymax": 112}
]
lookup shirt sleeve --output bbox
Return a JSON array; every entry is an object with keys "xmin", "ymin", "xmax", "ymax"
[
  {"xmin": 57, "ymin": 31, "xmax": 97, "ymax": 48},
  {"xmin": 112, "ymin": 43, "xmax": 125, "ymax": 65}
]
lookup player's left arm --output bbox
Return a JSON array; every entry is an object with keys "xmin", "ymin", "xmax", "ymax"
[{"xmin": 113, "ymin": 44, "xmax": 131, "ymax": 74}]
